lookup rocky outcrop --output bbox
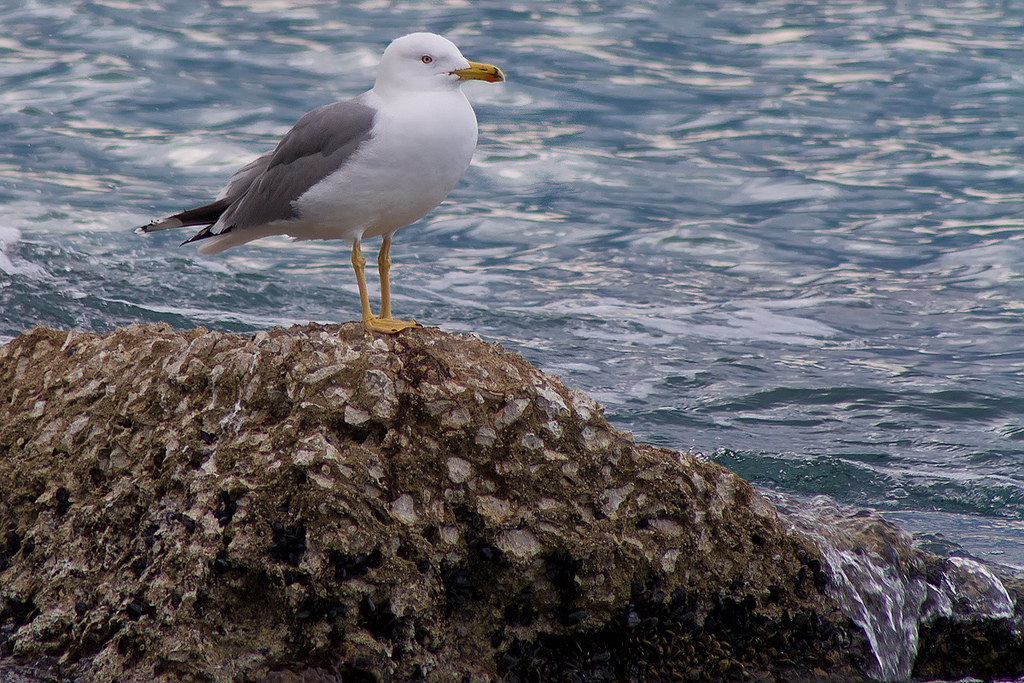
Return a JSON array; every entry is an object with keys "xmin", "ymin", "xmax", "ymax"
[{"xmin": 0, "ymin": 323, "xmax": 1018, "ymax": 682}]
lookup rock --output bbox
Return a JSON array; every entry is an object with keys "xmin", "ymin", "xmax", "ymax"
[{"xmin": 0, "ymin": 323, "xmax": 1015, "ymax": 682}]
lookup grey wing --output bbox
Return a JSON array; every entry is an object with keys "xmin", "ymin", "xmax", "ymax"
[
  {"xmin": 213, "ymin": 93, "xmax": 377, "ymax": 234},
  {"xmin": 218, "ymin": 153, "xmax": 273, "ymax": 203}
]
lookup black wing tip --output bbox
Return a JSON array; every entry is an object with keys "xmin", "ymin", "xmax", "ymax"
[
  {"xmin": 179, "ymin": 224, "xmax": 234, "ymax": 247},
  {"xmin": 137, "ymin": 198, "xmax": 232, "ymax": 237},
  {"xmin": 136, "ymin": 216, "xmax": 187, "ymax": 235},
  {"xmin": 179, "ymin": 230, "xmax": 210, "ymax": 247}
]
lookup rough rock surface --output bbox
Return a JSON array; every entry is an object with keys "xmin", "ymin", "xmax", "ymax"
[{"xmin": 0, "ymin": 323, "xmax": 1012, "ymax": 682}]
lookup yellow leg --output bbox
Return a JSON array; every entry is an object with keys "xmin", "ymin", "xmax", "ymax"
[
  {"xmin": 378, "ymin": 236, "xmax": 394, "ymax": 320},
  {"xmin": 351, "ymin": 240, "xmax": 374, "ymax": 324},
  {"xmin": 351, "ymin": 238, "xmax": 419, "ymax": 334}
]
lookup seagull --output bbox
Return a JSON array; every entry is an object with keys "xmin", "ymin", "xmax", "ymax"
[{"xmin": 138, "ymin": 32, "xmax": 504, "ymax": 333}]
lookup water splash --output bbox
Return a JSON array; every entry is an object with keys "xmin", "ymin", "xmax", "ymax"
[
  {"xmin": 771, "ymin": 493, "xmax": 1017, "ymax": 681},
  {"xmin": 924, "ymin": 556, "xmax": 1014, "ymax": 622},
  {"xmin": 820, "ymin": 543, "xmax": 926, "ymax": 680}
]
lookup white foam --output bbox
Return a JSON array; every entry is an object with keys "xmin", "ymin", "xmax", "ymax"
[{"xmin": 0, "ymin": 227, "xmax": 46, "ymax": 278}]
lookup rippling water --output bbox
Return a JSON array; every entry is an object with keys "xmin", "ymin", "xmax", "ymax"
[{"xmin": 2, "ymin": 1, "xmax": 1023, "ymax": 568}]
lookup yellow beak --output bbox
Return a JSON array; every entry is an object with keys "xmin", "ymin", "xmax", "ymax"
[{"xmin": 453, "ymin": 60, "xmax": 505, "ymax": 83}]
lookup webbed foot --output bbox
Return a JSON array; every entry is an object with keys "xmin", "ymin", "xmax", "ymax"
[{"xmin": 363, "ymin": 317, "xmax": 420, "ymax": 334}]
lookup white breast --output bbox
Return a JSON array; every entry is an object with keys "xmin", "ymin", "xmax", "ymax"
[{"xmin": 291, "ymin": 88, "xmax": 479, "ymax": 243}]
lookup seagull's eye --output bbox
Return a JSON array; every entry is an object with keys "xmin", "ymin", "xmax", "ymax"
[{"xmin": 421, "ymin": 55, "xmax": 433, "ymax": 64}]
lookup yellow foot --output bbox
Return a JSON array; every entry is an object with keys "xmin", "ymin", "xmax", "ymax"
[{"xmin": 363, "ymin": 317, "xmax": 421, "ymax": 334}]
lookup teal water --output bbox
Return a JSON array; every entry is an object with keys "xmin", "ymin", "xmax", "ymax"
[{"xmin": 2, "ymin": 1, "xmax": 1023, "ymax": 568}]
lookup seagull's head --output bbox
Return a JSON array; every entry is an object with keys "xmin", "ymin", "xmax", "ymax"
[{"xmin": 375, "ymin": 32, "xmax": 504, "ymax": 95}]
